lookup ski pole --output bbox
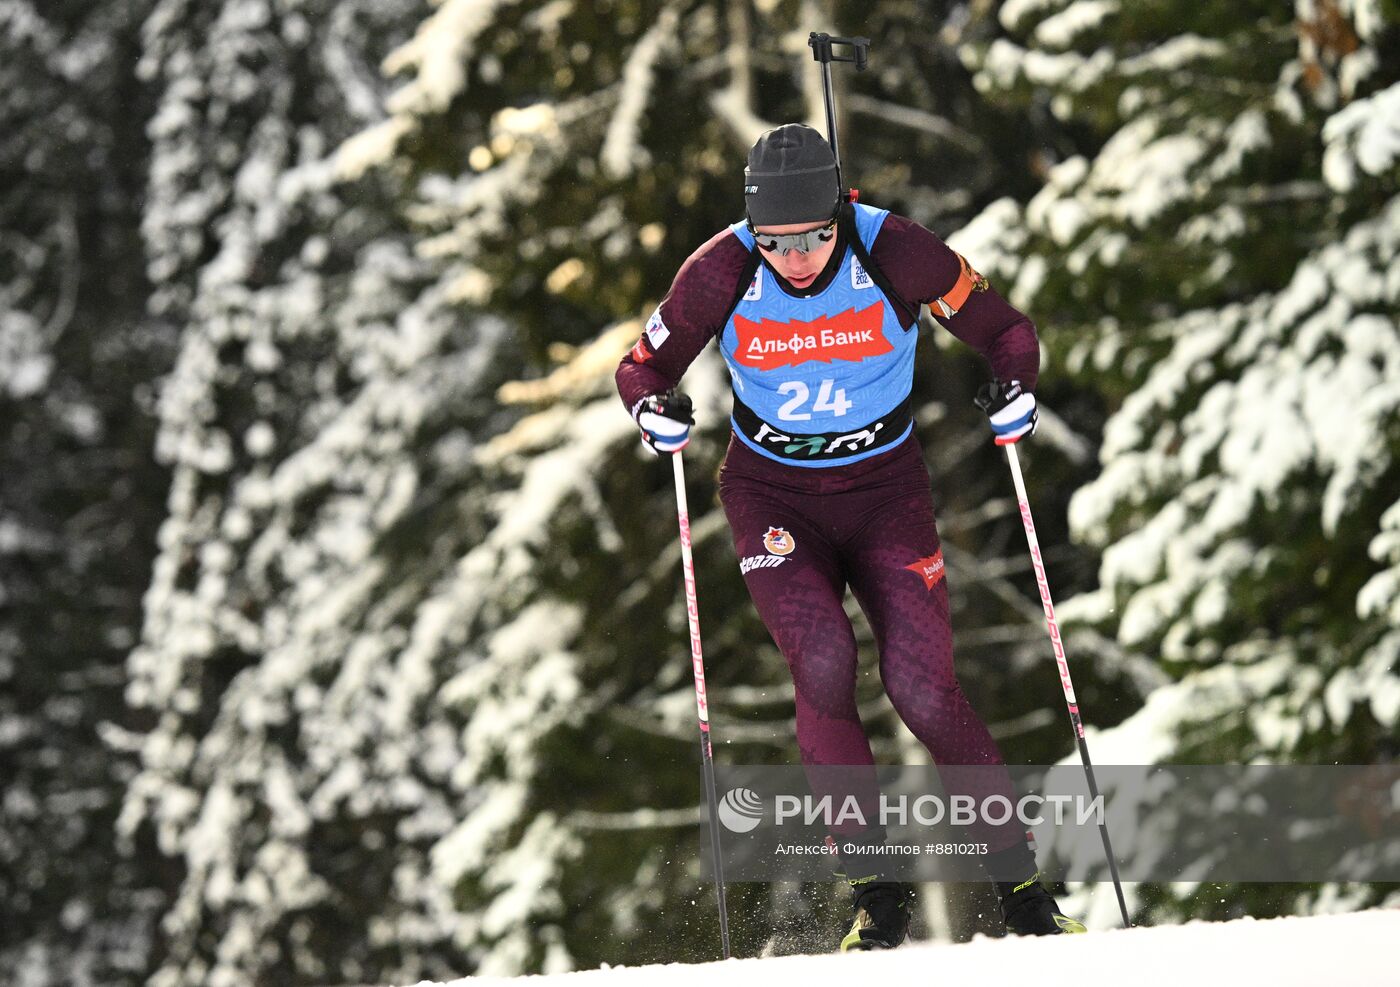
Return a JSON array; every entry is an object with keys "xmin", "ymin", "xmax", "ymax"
[
  {"xmin": 1000, "ymin": 441, "xmax": 1132, "ymax": 929},
  {"xmin": 808, "ymin": 32, "xmax": 870, "ymax": 196},
  {"xmin": 671, "ymin": 449, "xmax": 732, "ymax": 959}
]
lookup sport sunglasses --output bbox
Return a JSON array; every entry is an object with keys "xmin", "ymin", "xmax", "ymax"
[{"xmin": 748, "ymin": 213, "xmax": 839, "ymax": 256}]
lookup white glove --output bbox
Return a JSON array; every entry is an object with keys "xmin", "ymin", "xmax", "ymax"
[
  {"xmin": 635, "ymin": 390, "xmax": 694, "ymax": 454},
  {"xmin": 974, "ymin": 380, "xmax": 1037, "ymax": 445}
]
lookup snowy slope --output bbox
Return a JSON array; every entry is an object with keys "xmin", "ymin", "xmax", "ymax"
[{"xmin": 402, "ymin": 909, "xmax": 1399, "ymax": 986}]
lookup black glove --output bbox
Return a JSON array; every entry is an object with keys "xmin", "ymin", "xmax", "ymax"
[
  {"xmin": 974, "ymin": 379, "xmax": 1037, "ymax": 445},
  {"xmin": 635, "ymin": 390, "xmax": 694, "ymax": 454}
]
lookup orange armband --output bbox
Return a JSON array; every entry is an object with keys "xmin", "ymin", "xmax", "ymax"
[{"xmin": 933, "ymin": 253, "xmax": 989, "ymax": 318}]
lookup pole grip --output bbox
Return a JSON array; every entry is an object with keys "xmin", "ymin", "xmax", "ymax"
[{"xmin": 808, "ymin": 33, "xmax": 871, "ymax": 70}]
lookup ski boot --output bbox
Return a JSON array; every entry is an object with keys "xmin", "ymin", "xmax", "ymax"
[
  {"xmin": 994, "ymin": 872, "xmax": 1087, "ymax": 935},
  {"xmin": 840, "ymin": 878, "xmax": 914, "ymax": 951}
]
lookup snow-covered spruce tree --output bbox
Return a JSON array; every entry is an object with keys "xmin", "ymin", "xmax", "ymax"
[
  {"xmin": 956, "ymin": 0, "xmax": 1400, "ymax": 923},
  {"xmin": 114, "ymin": 2, "xmax": 527, "ymax": 985},
  {"xmin": 329, "ymin": 2, "xmax": 819, "ymax": 968},
  {"xmin": 332, "ymin": 0, "xmax": 1138, "ymax": 965},
  {"xmin": 0, "ymin": 3, "xmax": 173, "ymax": 983}
]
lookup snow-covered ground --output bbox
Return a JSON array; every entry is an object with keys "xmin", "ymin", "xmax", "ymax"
[{"xmin": 403, "ymin": 909, "xmax": 1399, "ymax": 986}]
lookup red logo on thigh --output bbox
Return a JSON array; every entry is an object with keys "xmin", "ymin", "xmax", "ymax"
[
  {"xmin": 763, "ymin": 527, "xmax": 795, "ymax": 556},
  {"xmin": 905, "ymin": 549, "xmax": 945, "ymax": 589}
]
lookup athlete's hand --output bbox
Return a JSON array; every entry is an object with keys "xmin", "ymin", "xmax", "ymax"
[
  {"xmin": 974, "ymin": 380, "xmax": 1037, "ymax": 445},
  {"xmin": 636, "ymin": 390, "xmax": 695, "ymax": 454}
]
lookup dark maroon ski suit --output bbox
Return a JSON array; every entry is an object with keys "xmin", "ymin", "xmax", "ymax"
[{"xmin": 617, "ymin": 210, "xmax": 1040, "ymax": 860}]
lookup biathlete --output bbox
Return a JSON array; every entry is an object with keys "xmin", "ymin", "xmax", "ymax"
[{"xmin": 615, "ymin": 123, "xmax": 1085, "ymax": 949}]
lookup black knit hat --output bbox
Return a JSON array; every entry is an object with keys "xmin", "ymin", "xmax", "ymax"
[{"xmin": 743, "ymin": 123, "xmax": 842, "ymax": 228}]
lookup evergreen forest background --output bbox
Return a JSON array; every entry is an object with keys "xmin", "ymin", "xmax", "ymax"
[{"xmin": 1, "ymin": 0, "xmax": 1397, "ymax": 983}]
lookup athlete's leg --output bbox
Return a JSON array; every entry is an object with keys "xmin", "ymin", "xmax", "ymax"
[
  {"xmin": 842, "ymin": 484, "xmax": 1025, "ymax": 853},
  {"xmin": 719, "ymin": 480, "xmax": 873, "ymax": 770},
  {"xmin": 719, "ymin": 478, "xmax": 891, "ymax": 875}
]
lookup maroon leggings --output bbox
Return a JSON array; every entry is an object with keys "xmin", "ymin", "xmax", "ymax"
[{"xmin": 718, "ymin": 433, "xmax": 1024, "ymax": 853}]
